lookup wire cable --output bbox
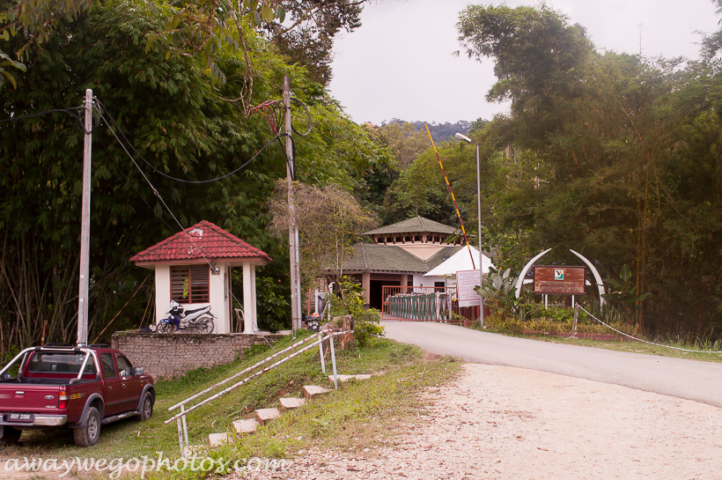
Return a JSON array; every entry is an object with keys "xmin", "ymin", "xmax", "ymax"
[
  {"xmin": 289, "ymin": 97, "xmax": 312, "ymax": 137},
  {"xmin": 578, "ymin": 305, "xmax": 722, "ymax": 354},
  {"xmin": 0, "ymin": 106, "xmax": 88, "ymax": 133},
  {"xmin": 98, "ymin": 108, "xmax": 218, "ymax": 272},
  {"xmin": 95, "ymin": 100, "xmax": 283, "ymax": 185},
  {"xmin": 95, "ymin": 134, "xmax": 176, "ymax": 233}
]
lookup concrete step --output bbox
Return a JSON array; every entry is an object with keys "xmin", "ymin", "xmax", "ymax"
[
  {"xmin": 208, "ymin": 433, "xmax": 232, "ymax": 447},
  {"xmin": 328, "ymin": 374, "xmax": 372, "ymax": 384},
  {"xmin": 255, "ymin": 407, "xmax": 281, "ymax": 424},
  {"xmin": 232, "ymin": 418, "xmax": 258, "ymax": 435},
  {"xmin": 303, "ymin": 385, "xmax": 331, "ymax": 399},
  {"xmin": 279, "ymin": 397, "xmax": 306, "ymax": 412}
]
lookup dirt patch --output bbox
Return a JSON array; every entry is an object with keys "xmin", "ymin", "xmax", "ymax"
[{"xmin": 244, "ymin": 363, "xmax": 722, "ymax": 480}]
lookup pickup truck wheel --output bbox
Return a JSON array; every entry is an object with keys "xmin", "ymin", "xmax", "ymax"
[
  {"xmin": 73, "ymin": 406, "xmax": 101, "ymax": 447},
  {"xmin": 0, "ymin": 426, "xmax": 21, "ymax": 445},
  {"xmin": 139, "ymin": 393, "xmax": 153, "ymax": 421}
]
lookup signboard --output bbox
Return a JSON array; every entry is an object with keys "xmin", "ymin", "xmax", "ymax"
[
  {"xmin": 456, "ymin": 269, "xmax": 481, "ymax": 307},
  {"xmin": 533, "ymin": 266, "xmax": 586, "ymax": 295}
]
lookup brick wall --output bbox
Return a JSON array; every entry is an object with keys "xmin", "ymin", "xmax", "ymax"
[{"xmin": 111, "ymin": 332, "xmax": 285, "ymax": 379}]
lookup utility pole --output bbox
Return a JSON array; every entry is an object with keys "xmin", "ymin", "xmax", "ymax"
[
  {"xmin": 77, "ymin": 89, "xmax": 93, "ymax": 346},
  {"xmin": 455, "ymin": 132, "xmax": 485, "ymax": 327},
  {"xmin": 284, "ymin": 76, "xmax": 302, "ymax": 331}
]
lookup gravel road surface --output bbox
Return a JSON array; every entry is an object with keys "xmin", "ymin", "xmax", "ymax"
[{"xmin": 248, "ymin": 363, "xmax": 722, "ymax": 480}]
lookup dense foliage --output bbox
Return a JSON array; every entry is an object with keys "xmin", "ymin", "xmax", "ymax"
[
  {"xmin": 371, "ymin": 4, "xmax": 722, "ymax": 339},
  {"xmin": 3, "ymin": 1, "xmax": 721, "ymax": 353},
  {"xmin": 454, "ymin": 5, "xmax": 722, "ymax": 337},
  {"xmin": 0, "ymin": 0, "xmax": 390, "ymax": 353}
]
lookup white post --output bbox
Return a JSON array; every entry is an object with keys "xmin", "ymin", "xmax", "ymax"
[
  {"xmin": 177, "ymin": 417, "xmax": 185, "ymax": 457},
  {"xmin": 318, "ymin": 332, "xmax": 326, "ymax": 374},
  {"xmin": 284, "ymin": 75, "xmax": 302, "ymax": 332},
  {"xmin": 242, "ymin": 263, "xmax": 254, "ymax": 333},
  {"xmin": 329, "ymin": 335, "xmax": 338, "ymax": 390},
  {"xmin": 77, "ymin": 89, "xmax": 93, "ymax": 347},
  {"xmin": 250, "ymin": 264, "xmax": 258, "ymax": 331},
  {"xmin": 476, "ymin": 142, "xmax": 484, "ymax": 327},
  {"xmin": 181, "ymin": 405, "xmax": 189, "ymax": 447}
]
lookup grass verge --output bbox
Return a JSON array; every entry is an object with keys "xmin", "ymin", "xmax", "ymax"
[
  {"xmin": 485, "ymin": 329, "xmax": 722, "ymax": 364},
  {"xmin": 2, "ymin": 332, "xmax": 460, "ymax": 479}
]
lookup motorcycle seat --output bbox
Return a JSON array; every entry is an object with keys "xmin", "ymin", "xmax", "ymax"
[{"xmin": 183, "ymin": 306, "xmax": 210, "ymax": 315}]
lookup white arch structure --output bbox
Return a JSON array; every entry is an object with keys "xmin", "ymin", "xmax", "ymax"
[{"xmin": 514, "ymin": 248, "xmax": 605, "ymax": 309}]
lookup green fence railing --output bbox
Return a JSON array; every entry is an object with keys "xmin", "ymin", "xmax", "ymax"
[{"xmin": 386, "ymin": 293, "xmax": 452, "ymax": 321}]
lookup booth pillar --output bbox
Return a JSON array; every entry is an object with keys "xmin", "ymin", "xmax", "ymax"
[{"xmin": 242, "ymin": 263, "xmax": 258, "ymax": 332}]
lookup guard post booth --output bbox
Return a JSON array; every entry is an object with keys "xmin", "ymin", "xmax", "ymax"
[{"xmin": 130, "ymin": 220, "xmax": 272, "ymax": 334}]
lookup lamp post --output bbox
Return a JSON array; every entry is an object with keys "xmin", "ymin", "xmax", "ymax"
[{"xmin": 454, "ymin": 132, "xmax": 484, "ymax": 327}]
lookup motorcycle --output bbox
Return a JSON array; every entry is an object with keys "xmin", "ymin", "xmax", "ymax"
[{"xmin": 157, "ymin": 301, "xmax": 215, "ymax": 334}]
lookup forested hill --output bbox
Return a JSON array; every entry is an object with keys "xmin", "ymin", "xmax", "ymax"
[{"xmin": 380, "ymin": 119, "xmax": 473, "ymax": 142}]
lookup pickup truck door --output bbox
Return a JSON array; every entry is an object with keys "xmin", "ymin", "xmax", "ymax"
[
  {"xmin": 115, "ymin": 354, "xmax": 142, "ymax": 413},
  {"xmin": 99, "ymin": 353, "xmax": 124, "ymax": 417}
]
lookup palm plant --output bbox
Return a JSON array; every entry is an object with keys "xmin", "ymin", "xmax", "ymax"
[{"xmin": 474, "ymin": 267, "xmax": 519, "ymax": 319}]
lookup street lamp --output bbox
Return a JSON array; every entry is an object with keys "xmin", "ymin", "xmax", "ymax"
[{"xmin": 454, "ymin": 132, "xmax": 485, "ymax": 327}]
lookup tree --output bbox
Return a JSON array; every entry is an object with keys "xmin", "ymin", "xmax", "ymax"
[
  {"xmin": 267, "ymin": 181, "xmax": 377, "ymax": 286},
  {"xmin": 0, "ymin": 0, "xmax": 389, "ymax": 353},
  {"xmin": 456, "ymin": 4, "xmax": 722, "ymax": 338},
  {"xmin": 0, "ymin": 0, "xmax": 92, "ymax": 88},
  {"xmin": 262, "ymin": 0, "xmax": 368, "ymax": 85}
]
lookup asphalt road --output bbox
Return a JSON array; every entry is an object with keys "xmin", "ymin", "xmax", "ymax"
[{"xmin": 382, "ymin": 320, "xmax": 722, "ymax": 408}]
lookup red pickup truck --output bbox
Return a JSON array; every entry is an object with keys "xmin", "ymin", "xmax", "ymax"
[{"xmin": 0, "ymin": 344, "xmax": 155, "ymax": 447}]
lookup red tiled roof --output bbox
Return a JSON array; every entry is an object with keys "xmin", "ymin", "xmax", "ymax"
[{"xmin": 130, "ymin": 220, "xmax": 272, "ymax": 264}]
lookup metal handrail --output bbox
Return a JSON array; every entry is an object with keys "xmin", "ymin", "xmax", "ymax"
[
  {"xmin": 168, "ymin": 333, "xmax": 318, "ymax": 412},
  {"xmin": 166, "ymin": 330, "xmax": 352, "ymax": 456},
  {"xmin": 166, "ymin": 334, "xmax": 324, "ymax": 424}
]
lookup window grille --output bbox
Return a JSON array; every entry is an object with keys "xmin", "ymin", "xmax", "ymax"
[{"xmin": 171, "ymin": 265, "xmax": 210, "ymax": 304}]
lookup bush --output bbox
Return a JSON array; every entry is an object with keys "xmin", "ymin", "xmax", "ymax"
[
  {"xmin": 481, "ymin": 311, "xmax": 634, "ymax": 336},
  {"xmin": 330, "ymin": 277, "xmax": 384, "ymax": 348}
]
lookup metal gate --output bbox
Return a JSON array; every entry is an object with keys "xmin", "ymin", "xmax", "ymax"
[{"xmin": 381, "ymin": 285, "xmax": 480, "ymax": 324}]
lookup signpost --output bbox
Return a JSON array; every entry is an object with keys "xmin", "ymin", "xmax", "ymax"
[
  {"xmin": 533, "ymin": 266, "xmax": 586, "ymax": 296},
  {"xmin": 456, "ymin": 269, "xmax": 482, "ymax": 308}
]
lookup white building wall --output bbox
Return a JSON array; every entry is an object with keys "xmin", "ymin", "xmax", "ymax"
[
  {"xmin": 154, "ymin": 263, "xmax": 231, "ymax": 334},
  {"xmin": 412, "ymin": 274, "xmax": 446, "ymax": 288}
]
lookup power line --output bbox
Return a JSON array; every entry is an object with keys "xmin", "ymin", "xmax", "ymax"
[
  {"xmin": 95, "ymin": 100, "xmax": 285, "ymax": 184},
  {"xmin": 0, "ymin": 106, "xmax": 88, "ymax": 133},
  {"xmin": 98, "ymin": 107, "xmax": 218, "ymax": 272},
  {"xmin": 95, "ymin": 135, "xmax": 177, "ymax": 233}
]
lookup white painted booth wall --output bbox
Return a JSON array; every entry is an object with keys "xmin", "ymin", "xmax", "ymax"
[{"xmin": 153, "ymin": 263, "xmax": 232, "ymax": 334}]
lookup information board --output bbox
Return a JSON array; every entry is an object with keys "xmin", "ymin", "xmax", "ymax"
[
  {"xmin": 533, "ymin": 266, "xmax": 586, "ymax": 295},
  {"xmin": 456, "ymin": 269, "xmax": 482, "ymax": 307}
]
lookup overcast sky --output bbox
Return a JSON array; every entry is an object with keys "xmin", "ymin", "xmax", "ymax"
[{"xmin": 328, "ymin": 0, "xmax": 720, "ymax": 125}]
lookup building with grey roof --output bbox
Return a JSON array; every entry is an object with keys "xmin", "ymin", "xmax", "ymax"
[{"xmin": 341, "ymin": 216, "xmax": 463, "ymax": 308}]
